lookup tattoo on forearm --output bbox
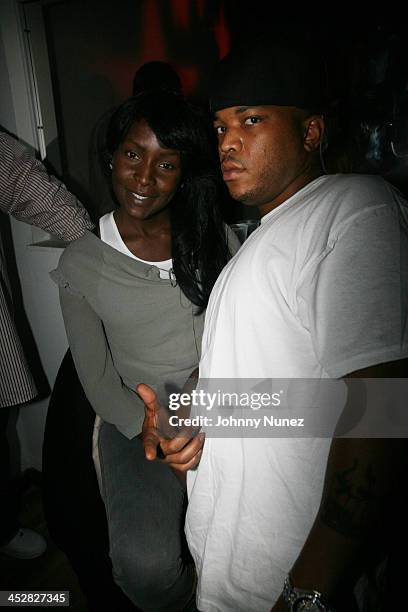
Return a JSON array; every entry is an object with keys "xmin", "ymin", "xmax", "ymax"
[{"xmin": 321, "ymin": 459, "xmax": 379, "ymax": 538}]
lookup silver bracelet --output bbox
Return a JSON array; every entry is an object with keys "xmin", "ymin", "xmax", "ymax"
[{"xmin": 282, "ymin": 575, "xmax": 335, "ymax": 611}]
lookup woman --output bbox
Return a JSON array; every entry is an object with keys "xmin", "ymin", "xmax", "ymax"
[{"xmin": 49, "ymin": 91, "xmax": 239, "ymax": 611}]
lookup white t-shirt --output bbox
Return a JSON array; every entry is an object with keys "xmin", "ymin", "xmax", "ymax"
[
  {"xmin": 99, "ymin": 211, "xmax": 174, "ymax": 280},
  {"xmin": 185, "ymin": 174, "xmax": 408, "ymax": 612}
]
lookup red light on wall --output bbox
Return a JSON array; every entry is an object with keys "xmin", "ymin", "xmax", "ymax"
[
  {"xmin": 214, "ymin": 4, "xmax": 230, "ymax": 59},
  {"xmin": 97, "ymin": 1, "xmax": 232, "ymax": 100},
  {"xmin": 175, "ymin": 64, "xmax": 199, "ymax": 96},
  {"xmin": 140, "ymin": 0, "xmax": 167, "ymax": 61},
  {"xmin": 171, "ymin": 0, "xmax": 190, "ymax": 31},
  {"xmin": 197, "ymin": 0, "xmax": 206, "ymax": 19}
]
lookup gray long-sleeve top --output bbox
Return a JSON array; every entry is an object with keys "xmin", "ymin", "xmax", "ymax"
[
  {"xmin": 51, "ymin": 231, "xmax": 206, "ymax": 438},
  {"xmin": 52, "ymin": 229, "xmax": 240, "ymax": 439}
]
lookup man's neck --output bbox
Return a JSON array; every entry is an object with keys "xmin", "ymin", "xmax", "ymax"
[{"xmin": 258, "ymin": 168, "xmax": 324, "ymax": 218}]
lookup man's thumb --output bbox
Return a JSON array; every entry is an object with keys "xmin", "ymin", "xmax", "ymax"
[{"xmin": 136, "ymin": 383, "xmax": 158, "ymax": 407}]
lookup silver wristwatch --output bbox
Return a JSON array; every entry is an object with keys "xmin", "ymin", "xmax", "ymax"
[{"xmin": 282, "ymin": 576, "xmax": 334, "ymax": 611}]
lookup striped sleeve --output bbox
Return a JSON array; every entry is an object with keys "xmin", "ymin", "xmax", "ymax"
[
  {"xmin": 0, "ymin": 132, "xmax": 94, "ymax": 241},
  {"xmin": 0, "ymin": 285, "xmax": 37, "ymax": 407},
  {"xmin": 0, "ymin": 131, "xmax": 94, "ymax": 407}
]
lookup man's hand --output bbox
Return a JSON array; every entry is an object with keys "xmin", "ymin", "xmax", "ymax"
[
  {"xmin": 137, "ymin": 383, "xmax": 205, "ymax": 472},
  {"xmin": 284, "ymin": 359, "xmax": 407, "ymax": 606},
  {"xmin": 138, "ymin": 383, "xmax": 162, "ymax": 461}
]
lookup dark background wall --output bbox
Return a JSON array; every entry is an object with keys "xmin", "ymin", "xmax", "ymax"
[{"xmin": 40, "ymin": 2, "xmax": 408, "ymax": 219}]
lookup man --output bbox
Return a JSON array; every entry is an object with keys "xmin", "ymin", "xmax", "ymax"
[
  {"xmin": 0, "ymin": 131, "xmax": 93, "ymax": 558},
  {"xmin": 139, "ymin": 40, "xmax": 408, "ymax": 611}
]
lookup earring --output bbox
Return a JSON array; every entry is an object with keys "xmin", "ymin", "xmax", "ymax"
[{"xmin": 109, "ymin": 162, "xmax": 113, "ymax": 170}]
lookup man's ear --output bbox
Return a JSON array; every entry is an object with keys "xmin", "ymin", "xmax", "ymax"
[{"xmin": 302, "ymin": 115, "xmax": 325, "ymax": 152}]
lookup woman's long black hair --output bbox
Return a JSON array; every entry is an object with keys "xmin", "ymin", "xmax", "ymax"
[{"xmin": 104, "ymin": 90, "xmax": 233, "ymax": 312}]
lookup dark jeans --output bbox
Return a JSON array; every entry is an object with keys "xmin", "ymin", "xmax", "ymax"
[
  {"xmin": 99, "ymin": 422, "xmax": 196, "ymax": 612},
  {"xmin": 0, "ymin": 407, "xmax": 19, "ymax": 545}
]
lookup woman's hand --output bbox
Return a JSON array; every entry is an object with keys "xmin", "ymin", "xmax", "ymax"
[{"xmin": 137, "ymin": 383, "xmax": 205, "ymax": 472}]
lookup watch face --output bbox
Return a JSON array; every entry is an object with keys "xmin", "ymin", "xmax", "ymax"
[{"xmin": 293, "ymin": 597, "xmax": 325, "ymax": 611}]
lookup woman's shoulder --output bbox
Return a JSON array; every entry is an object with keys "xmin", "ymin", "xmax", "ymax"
[
  {"xmin": 54, "ymin": 231, "xmax": 104, "ymax": 289},
  {"xmin": 62, "ymin": 229, "xmax": 102, "ymax": 261}
]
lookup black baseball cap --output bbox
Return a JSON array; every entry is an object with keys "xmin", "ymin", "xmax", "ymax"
[{"xmin": 210, "ymin": 39, "xmax": 327, "ymax": 113}]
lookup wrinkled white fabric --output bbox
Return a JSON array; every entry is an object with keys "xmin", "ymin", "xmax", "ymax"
[{"xmin": 186, "ymin": 174, "xmax": 408, "ymax": 611}]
